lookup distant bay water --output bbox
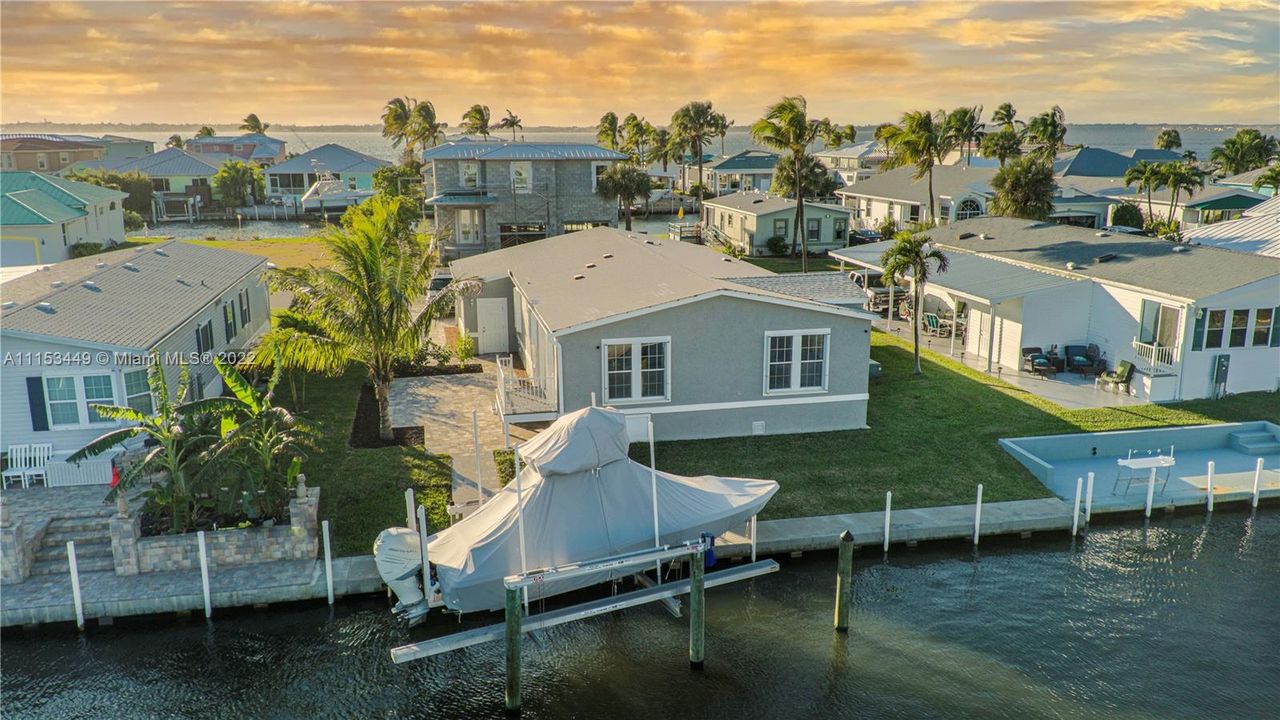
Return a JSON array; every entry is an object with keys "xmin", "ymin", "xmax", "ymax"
[{"xmin": 26, "ymin": 124, "xmax": 1280, "ymax": 164}]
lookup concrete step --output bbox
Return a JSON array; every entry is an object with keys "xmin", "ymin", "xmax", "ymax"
[
  {"xmin": 29, "ymin": 554, "xmax": 116, "ymax": 576},
  {"xmin": 1229, "ymin": 431, "xmax": 1280, "ymax": 455},
  {"xmin": 40, "ymin": 527, "xmax": 113, "ymax": 546},
  {"xmin": 43, "ymin": 517, "xmax": 113, "ymax": 534},
  {"xmin": 34, "ymin": 539, "xmax": 113, "ymax": 563}
]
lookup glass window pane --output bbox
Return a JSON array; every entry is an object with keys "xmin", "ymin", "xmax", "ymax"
[
  {"xmin": 1229, "ymin": 309, "xmax": 1250, "ymax": 347},
  {"xmin": 799, "ymin": 334, "xmax": 826, "ymax": 388},
  {"xmin": 1205, "ymin": 310, "xmax": 1225, "ymax": 349},
  {"xmin": 640, "ymin": 342, "xmax": 666, "ymax": 398},
  {"xmin": 606, "ymin": 344, "xmax": 632, "ymax": 400},
  {"xmin": 1253, "ymin": 308, "xmax": 1273, "ymax": 347},
  {"xmin": 45, "ymin": 376, "xmax": 76, "ymax": 401},
  {"xmin": 767, "ymin": 336, "xmax": 793, "ymax": 391},
  {"xmin": 83, "ymin": 374, "xmax": 114, "ymax": 423}
]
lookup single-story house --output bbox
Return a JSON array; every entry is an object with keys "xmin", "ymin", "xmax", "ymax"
[
  {"xmin": 702, "ymin": 191, "xmax": 853, "ymax": 255},
  {"xmin": 1065, "ymin": 176, "xmax": 1267, "ymax": 228},
  {"xmin": 65, "ymin": 147, "xmax": 220, "ymax": 220},
  {"xmin": 0, "ymin": 241, "xmax": 271, "ymax": 484},
  {"xmin": 450, "ymin": 227, "xmax": 874, "ymax": 440},
  {"xmin": 264, "ymin": 143, "xmax": 390, "ymax": 208},
  {"xmin": 186, "ymin": 133, "xmax": 287, "ymax": 167},
  {"xmin": 831, "ymin": 217, "xmax": 1280, "ymax": 402},
  {"xmin": 1216, "ymin": 166, "xmax": 1277, "ymax": 196},
  {"xmin": 1, "ymin": 171, "xmax": 127, "ymax": 266},
  {"xmin": 815, "ymin": 141, "xmax": 889, "ymax": 186},
  {"xmin": 1183, "ymin": 195, "xmax": 1280, "ymax": 257},
  {"xmin": 835, "ymin": 164, "xmax": 999, "ymax": 228},
  {"xmin": 688, "ymin": 150, "xmax": 779, "ymax": 195}
]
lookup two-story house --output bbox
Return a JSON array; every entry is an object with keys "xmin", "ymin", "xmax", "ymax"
[
  {"xmin": 186, "ymin": 133, "xmax": 288, "ymax": 167},
  {"xmin": 264, "ymin": 143, "xmax": 389, "ymax": 208},
  {"xmin": 814, "ymin": 141, "xmax": 888, "ymax": 187},
  {"xmin": 421, "ymin": 141, "xmax": 627, "ymax": 257},
  {"xmin": 1, "ymin": 172, "xmax": 128, "ymax": 266},
  {"xmin": 0, "ymin": 136, "xmax": 106, "ymax": 174},
  {"xmin": 0, "ymin": 241, "xmax": 271, "ymax": 485}
]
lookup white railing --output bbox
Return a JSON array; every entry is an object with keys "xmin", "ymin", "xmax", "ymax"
[
  {"xmin": 496, "ymin": 355, "xmax": 556, "ymax": 416},
  {"xmin": 1131, "ymin": 338, "xmax": 1178, "ymax": 374}
]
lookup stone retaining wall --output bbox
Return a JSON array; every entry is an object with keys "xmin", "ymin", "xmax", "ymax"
[
  {"xmin": 0, "ymin": 505, "xmax": 36, "ymax": 585},
  {"xmin": 111, "ymin": 487, "xmax": 321, "ymax": 576}
]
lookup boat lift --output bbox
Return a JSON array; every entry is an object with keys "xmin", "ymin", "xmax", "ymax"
[{"xmin": 390, "ymin": 539, "xmax": 779, "ymax": 713}]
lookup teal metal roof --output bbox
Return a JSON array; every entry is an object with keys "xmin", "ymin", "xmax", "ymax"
[
  {"xmin": 707, "ymin": 150, "xmax": 779, "ymax": 172},
  {"xmin": 2, "ymin": 189, "xmax": 86, "ymax": 225},
  {"xmin": 426, "ymin": 193, "xmax": 499, "ymax": 205},
  {"xmin": 1, "ymin": 170, "xmax": 126, "ymax": 206},
  {"xmin": 267, "ymin": 143, "xmax": 390, "ymax": 175}
]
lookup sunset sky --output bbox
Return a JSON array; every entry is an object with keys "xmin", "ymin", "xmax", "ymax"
[{"xmin": 2, "ymin": 0, "xmax": 1277, "ymax": 127}]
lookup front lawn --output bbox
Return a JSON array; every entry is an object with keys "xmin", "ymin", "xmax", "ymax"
[
  {"xmin": 646, "ymin": 331, "xmax": 1279, "ymax": 520},
  {"xmin": 744, "ymin": 256, "xmax": 842, "ymax": 273},
  {"xmin": 284, "ymin": 369, "xmax": 453, "ymax": 556}
]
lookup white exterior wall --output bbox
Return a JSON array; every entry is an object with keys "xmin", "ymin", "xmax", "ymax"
[
  {"xmin": 0, "ymin": 199, "xmax": 126, "ymax": 266},
  {"xmin": 966, "ymin": 298, "xmax": 1024, "ymax": 370},
  {"xmin": 1018, "ymin": 282, "xmax": 1092, "ymax": 352},
  {"xmin": 1181, "ymin": 278, "xmax": 1280, "ymax": 399}
]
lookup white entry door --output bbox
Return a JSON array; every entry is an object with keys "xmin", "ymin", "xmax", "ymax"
[{"xmin": 476, "ymin": 298, "xmax": 509, "ymax": 354}]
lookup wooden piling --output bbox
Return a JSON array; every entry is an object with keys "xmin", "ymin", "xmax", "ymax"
[
  {"xmin": 834, "ymin": 530, "xmax": 854, "ymax": 633},
  {"xmin": 505, "ymin": 586, "xmax": 522, "ymax": 713},
  {"xmin": 689, "ymin": 548, "xmax": 706, "ymax": 669}
]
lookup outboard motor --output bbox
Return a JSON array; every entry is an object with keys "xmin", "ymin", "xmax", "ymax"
[{"xmin": 374, "ymin": 527, "xmax": 432, "ymax": 624}]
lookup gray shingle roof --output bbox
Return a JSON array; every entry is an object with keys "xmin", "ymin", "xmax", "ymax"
[
  {"xmin": 732, "ymin": 272, "xmax": 868, "ymax": 305},
  {"xmin": 924, "ymin": 216, "xmax": 1280, "ymax": 301},
  {"xmin": 265, "ymin": 143, "xmax": 390, "ymax": 175},
  {"xmin": 703, "ymin": 191, "xmax": 848, "ymax": 216},
  {"xmin": 1, "ymin": 241, "xmax": 267, "ymax": 349},
  {"xmin": 834, "ymin": 165, "xmax": 996, "ymax": 205},
  {"xmin": 449, "ymin": 227, "xmax": 862, "ymax": 333},
  {"xmin": 422, "ymin": 141, "xmax": 627, "ymax": 161},
  {"xmin": 814, "ymin": 141, "xmax": 887, "ymax": 160},
  {"xmin": 1218, "ymin": 166, "xmax": 1275, "ymax": 188}
]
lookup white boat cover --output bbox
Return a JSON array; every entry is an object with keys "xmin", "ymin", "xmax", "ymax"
[{"xmin": 426, "ymin": 407, "xmax": 778, "ymax": 612}]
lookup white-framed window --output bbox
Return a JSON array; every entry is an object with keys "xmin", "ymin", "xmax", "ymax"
[
  {"xmin": 956, "ymin": 198, "xmax": 983, "ymax": 220},
  {"xmin": 592, "ymin": 162, "xmax": 610, "ymax": 192},
  {"xmin": 807, "ymin": 218, "xmax": 821, "ymax": 241},
  {"xmin": 223, "ymin": 302, "xmax": 238, "ymax": 342},
  {"xmin": 1229, "ymin": 309, "xmax": 1250, "ymax": 348},
  {"xmin": 1, "ymin": 153, "xmax": 13, "ymax": 169},
  {"xmin": 1253, "ymin": 307, "xmax": 1277, "ymax": 347},
  {"xmin": 456, "ymin": 208, "xmax": 482, "ymax": 246},
  {"xmin": 764, "ymin": 330, "xmax": 830, "ymax": 395},
  {"xmin": 195, "ymin": 319, "xmax": 214, "ymax": 354},
  {"xmin": 44, "ymin": 376, "xmax": 81, "ymax": 426},
  {"xmin": 460, "ymin": 161, "xmax": 479, "ymax": 189},
  {"xmin": 59, "ymin": 151, "xmax": 70, "ymax": 164},
  {"xmin": 152, "ymin": 178, "xmax": 171, "ymax": 192},
  {"xmin": 124, "ymin": 369, "xmax": 154, "ymax": 415},
  {"xmin": 83, "ymin": 374, "xmax": 115, "ymax": 423},
  {"xmin": 773, "ymin": 218, "xmax": 787, "ymax": 238},
  {"xmin": 238, "ymin": 288, "xmax": 251, "ymax": 327},
  {"xmin": 36, "ymin": 152, "xmax": 48, "ymax": 170},
  {"xmin": 44, "ymin": 373, "xmax": 116, "ymax": 427},
  {"xmin": 510, "ymin": 161, "xmax": 531, "ymax": 194},
  {"xmin": 602, "ymin": 337, "xmax": 670, "ymax": 404}
]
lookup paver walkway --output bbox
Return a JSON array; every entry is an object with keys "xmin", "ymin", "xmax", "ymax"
[{"xmin": 388, "ymin": 358, "xmax": 537, "ymax": 512}]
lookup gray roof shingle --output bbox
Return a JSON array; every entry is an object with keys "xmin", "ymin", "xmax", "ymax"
[
  {"xmin": 834, "ymin": 165, "xmax": 996, "ymax": 205},
  {"xmin": 422, "ymin": 141, "xmax": 627, "ymax": 162},
  {"xmin": 1, "ymin": 241, "xmax": 267, "ymax": 349},
  {"xmin": 704, "ymin": 191, "xmax": 847, "ymax": 216},
  {"xmin": 265, "ymin": 143, "xmax": 390, "ymax": 175}
]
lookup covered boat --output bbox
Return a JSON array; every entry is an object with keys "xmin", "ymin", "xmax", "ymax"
[{"xmin": 425, "ymin": 406, "xmax": 777, "ymax": 612}]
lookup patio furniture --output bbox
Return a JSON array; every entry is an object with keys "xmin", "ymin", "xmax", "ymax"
[
  {"xmin": 924, "ymin": 313, "xmax": 951, "ymax": 338},
  {"xmin": 1097, "ymin": 360, "xmax": 1136, "ymax": 395},
  {"xmin": 1022, "ymin": 347, "xmax": 1056, "ymax": 377},
  {"xmin": 1065, "ymin": 344, "xmax": 1107, "ymax": 375},
  {"xmin": 1114, "ymin": 447, "xmax": 1175, "ymax": 495},
  {"xmin": 3, "ymin": 445, "xmax": 32, "ymax": 489},
  {"xmin": 24, "ymin": 443, "xmax": 53, "ymax": 488}
]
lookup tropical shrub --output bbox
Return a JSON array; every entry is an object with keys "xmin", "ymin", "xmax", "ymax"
[
  {"xmin": 686, "ymin": 183, "xmax": 714, "ymax": 200},
  {"xmin": 875, "ymin": 215, "xmax": 899, "ymax": 240},
  {"xmin": 455, "ymin": 333, "xmax": 476, "ymax": 364},
  {"xmin": 1110, "ymin": 203, "xmax": 1144, "ymax": 228},
  {"xmin": 63, "ymin": 168, "xmax": 153, "ymax": 216},
  {"xmin": 67, "ymin": 242, "xmax": 103, "ymax": 258},
  {"xmin": 123, "ymin": 208, "xmax": 145, "ymax": 231},
  {"xmin": 766, "ymin": 235, "xmax": 788, "ymax": 256},
  {"xmin": 213, "ymin": 159, "xmax": 267, "ymax": 208},
  {"xmin": 1146, "ymin": 219, "xmax": 1182, "ymax": 241}
]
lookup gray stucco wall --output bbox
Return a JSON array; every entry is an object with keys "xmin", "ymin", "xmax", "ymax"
[
  {"xmin": 556, "ymin": 294, "xmax": 871, "ymax": 440},
  {"xmin": 456, "ymin": 276, "xmax": 517, "ymax": 351}
]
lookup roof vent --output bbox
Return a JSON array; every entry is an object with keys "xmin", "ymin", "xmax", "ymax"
[
  {"xmin": 176, "ymin": 275, "xmax": 185, "ymax": 284},
  {"xmin": 154, "ymin": 248, "xmax": 168, "ymax": 256},
  {"xmin": 1, "ymin": 301, "xmax": 15, "ymax": 310},
  {"xmin": 1066, "ymin": 262, "xmax": 1077, "ymax": 270},
  {"xmin": 1171, "ymin": 245, "xmax": 1188, "ymax": 253},
  {"xmin": 266, "ymin": 262, "xmax": 278, "ymax": 270},
  {"xmin": 644, "ymin": 239, "xmax": 657, "ymax": 245},
  {"xmin": 979, "ymin": 233, "xmax": 992, "ymax": 240},
  {"xmin": 752, "ymin": 198, "xmax": 764, "ymax": 204},
  {"xmin": 602, "ymin": 253, "xmax": 614, "ymax": 259},
  {"xmin": 1095, "ymin": 231, "xmax": 1110, "ymax": 237},
  {"xmin": 50, "ymin": 280, "xmax": 63, "ymax": 288},
  {"xmin": 1093, "ymin": 253, "xmax": 1118, "ymax": 264},
  {"xmin": 957, "ymin": 232, "xmax": 976, "ymax": 240},
  {"xmin": 83, "ymin": 280, "xmax": 98, "ymax": 289},
  {"xmin": 95, "ymin": 262, "xmax": 107, "ymax": 269},
  {"xmin": 573, "ymin": 273, "xmax": 586, "ymax": 280},
  {"xmin": 123, "ymin": 262, "xmax": 137, "ymax": 270},
  {"xmin": 722, "ymin": 256, "xmax": 733, "ymax": 262},
  {"xmin": 585, "ymin": 263, "xmax": 597, "ymax": 269},
  {"xmin": 36, "ymin": 302, "xmax": 53, "ymax": 311}
]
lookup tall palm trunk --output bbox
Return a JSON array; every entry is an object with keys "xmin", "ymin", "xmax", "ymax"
[
  {"xmin": 1145, "ymin": 186, "xmax": 1154, "ymax": 222},
  {"xmin": 926, "ymin": 167, "xmax": 937, "ymax": 224},
  {"xmin": 794, "ymin": 152, "xmax": 808, "ymax": 272},
  {"xmin": 624, "ymin": 204, "xmax": 633, "ymax": 231},
  {"xmin": 1167, "ymin": 189, "xmax": 1179, "ymax": 224},
  {"xmin": 375, "ymin": 377, "xmax": 393, "ymax": 442},
  {"xmin": 911, "ymin": 276, "xmax": 923, "ymax": 375}
]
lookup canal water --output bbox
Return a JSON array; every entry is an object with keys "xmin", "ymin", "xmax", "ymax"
[{"xmin": 5, "ymin": 510, "xmax": 1276, "ymax": 719}]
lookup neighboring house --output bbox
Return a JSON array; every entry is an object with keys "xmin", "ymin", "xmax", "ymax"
[
  {"xmin": 814, "ymin": 141, "xmax": 890, "ymax": 186},
  {"xmin": 1216, "ymin": 166, "xmax": 1277, "ymax": 196},
  {"xmin": 1, "ymin": 171, "xmax": 127, "ymax": 266},
  {"xmin": 66, "ymin": 147, "xmax": 219, "ymax": 221},
  {"xmin": 186, "ymin": 133, "xmax": 288, "ymax": 167},
  {"xmin": 835, "ymin": 164, "xmax": 998, "ymax": 229},
  {"xmin": 701, "ymin": 191, "xmax": 852, "ymax": 256},
  {"xmin": 831, "ymin": 217, "xmax": 1280, "ymax": 402},
  {"xmin": 1065, "ymin": 177, "xmax": 1266, "ymax": 228},
  {"xmin": 264, "ymin": 143, "xmax": 390, "ymax": 208},
  {"xmin": 450, "ymin": 227, "xmax": 874, "ymax": 440},
  {"xmin": 422, "ymin": 141, "xmax": 627, "ymax": 257},
  {"xmin": 686, "ymin": 150, "xmax": 779, "ymax": 195},
  {"xmin": 0, "ymin": 241, "xmax": 271, "ymax": 483},
  {"xmin": 1118, "ymin": 148, "xmax": 1184, "ymax": 163},
  {"xmin": 0, "ymin": 136, "xmax": 105, "ymax": 173},
  {"xmin": 1183, "ymin": 195, "xmax": 1280, "ymax": 257},
  {"xmin": 96, "ymin": 135, "xmax": 155, "ymax": 161}
]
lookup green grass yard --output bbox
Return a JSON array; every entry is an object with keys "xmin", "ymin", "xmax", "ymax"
[
  {"xmin": 644, "ymin": 332, "xmax": 1279, "ymax": 520},
  {"xmin": 743, "ymin": 256, "xmax": 843, "ymax": 273}
]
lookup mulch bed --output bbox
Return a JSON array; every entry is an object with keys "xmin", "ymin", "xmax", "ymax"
[
  {"xmin": 350, "ymin": 382, "xmax": 426, "ymax": 449},
  {"xmin": 392, "ymin": 362, "xmax": 483, "ymax": 378}
]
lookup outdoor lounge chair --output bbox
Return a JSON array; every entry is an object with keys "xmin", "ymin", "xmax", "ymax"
[
  {"xmin": 3, "ymin": 445, "xmax": 31, "ymax": 489},
  {"xmin": 1064, "ymin": 344, "xmax": 1106, "ymax": 375},
  {"xmin": 1022, "ymin": 347, "xmax": 1055, "ymax": 376},
  {"xmin": 1097, "ymin": 360, "xmax": 1136, "ymax": 395},
  {"xmin": 924, "ymin": 313, "xmax": 950, "ymax": 337}
]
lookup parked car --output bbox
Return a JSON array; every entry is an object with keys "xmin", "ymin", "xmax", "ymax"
[
  {"xmin": 849, "ymin": 269, "xmax": 907, "ymax": 313},
  {"xmin": 848, "ymin": 229, "xmax": 882, "ymax": 246}
]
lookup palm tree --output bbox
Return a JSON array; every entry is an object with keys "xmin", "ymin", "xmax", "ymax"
[
  {"xmin": 461, "ymin": 104, "xmax": 492, "ymax": 141},
  {"xmin": 1026, "ymin": 105, "xmax": 1067, "ymax": 160},
  {"xmin": 240, "ymin": 113, "xmax": 270, "ymax": 134},
  {"xmin": 671, "ymin": 101, "xmax": 718, "ymax": 199},
  {"xmin": 263, "ymin": 196, "xmax": 477, "ymax": 441},
  {"xmin": 880, "ymin": 233, "xmax": 949, "ymax": 375},
  {"xmin": 1182, "ymin": 149, "xmax": 1198, "ymax": 163},
  {"xmin": 497, "ymin": 109, "xmax": 522, "ymax": 141},
  {"xmin": 1123, "ymin": 160, "xmax": 1164, "ymax": 221},
  {"xmin": 1163, "ymin": 162, "xmax": 1206, "ymax": 223},
  {"xmin": 990, "ymin": 156, "xmax": 1057, "ymax": 221},
  {"xmin": 818, "ymin": 118, "xmax": 851, "ymax": 149},
  {"xmin": 751, "ymin": 96, "xmax": 821, "ymax": 268},
  {"xmin": 713, "ymin": 113, "xmax": 733, "ymax": 155},
  {"xmin": 878, "ymin": 109, "xmax": 952, "ymax": 224},
  {"xmin": 979, "ymin": 127, "xmax": 1022, "ymax": 168},
  {"xmin": 1210, "ymin": 128, "xmax": 1280, "ymax": 175},
  {"xmin": 1251, "ymin": 165, "xmax": 1280, "ymax": 196},
  {"xmin": 596, "ymin": 111, "xmax": 620, "ymax": 150},
  {"xmin": 213, "ymin": 159, "xmax": 265, "ymax": 207},
  {"xmin": 596, "ymin": 164, "xmax": 652, "ymax": 231},
  {"xmin": 650, "ymin": 128, "xmax": 676, "ymax": 172},
  {"xmin": 411, "ymin": 100, "xmax": 448, "ymax": 149},
  {"xmin": 621, "ymin": 113, "xmax": 645, "ymax": 162},
  {"xmin": 771, "ymin": 152, "xmax": 837, "ymax": 201},
  {"xmin": 166, "ymin": 134, "xmax": 186, "ymax": 149},
  {"xmin": 945, "ymin": 105, "xmax": 985, "ymax": 165},
  {"xmin": 1155, "ymin": 128, "xmax": 1182, "ymax": 150},
  {"xmin": 991, "ymin": 102, "xmax": 1022, "ymax": 132},
  {"xmin": 381, "ymin": 97, "xmax": 415, "ymax": 151},
  {"xmin": 196, "ymin": 126, "xmax": 216, "ymax": 138}
]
